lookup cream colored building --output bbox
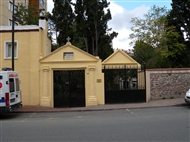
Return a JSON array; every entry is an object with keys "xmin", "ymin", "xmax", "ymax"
[
  {"xmin": 0, "ymin": 0, "xmax": 47, "ymax": 26},
  {"xmin": 0, "ymin": 19, "xmax": 51, "ymax": 106}
]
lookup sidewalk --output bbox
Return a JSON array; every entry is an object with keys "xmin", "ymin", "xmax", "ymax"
[{"xmin": 17, "ymin": 97, "xmax": 186, "ymax": 113}]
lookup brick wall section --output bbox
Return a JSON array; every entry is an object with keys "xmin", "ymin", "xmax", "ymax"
[{"xmin": 146, "ymin": 68, "xmax": 190, "ymax": 101}]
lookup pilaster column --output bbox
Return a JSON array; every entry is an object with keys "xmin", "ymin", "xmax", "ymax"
[
  {"xmin": 87, "ymin": 65, "xmax": 97, "ymax": 106},
  {"xmin": 43, "ymin": 68, "xmax": 49, "ymax": 98},
  {"xmin": 40, "ymin": 66, "xmax": 51, "ymax": 107}
]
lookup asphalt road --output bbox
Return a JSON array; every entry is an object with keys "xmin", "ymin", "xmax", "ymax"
[{"xmin": 0, "ymin": 106, "xmax": 189, "ymax": 142}]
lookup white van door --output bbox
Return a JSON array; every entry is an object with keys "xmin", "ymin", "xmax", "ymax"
[{"xmin": 8, "ymin": 74, "xmax": 21, "ymax": 105}]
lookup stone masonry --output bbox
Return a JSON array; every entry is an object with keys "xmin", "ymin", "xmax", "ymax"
[{"xmin": 147, "ymin": 69, "xmax": 190, "ymax": 101}]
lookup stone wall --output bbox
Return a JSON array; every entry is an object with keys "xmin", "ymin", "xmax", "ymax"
[{"xmin": 146, "ymin": 68, "xmax": 190, "ymax": 101}]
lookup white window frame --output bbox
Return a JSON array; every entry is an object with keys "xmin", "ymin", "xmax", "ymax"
[
  {"xmin": 4, "ymin": 41, "xmax": 18, "ymax": 59},
  {"xmin": 9, "ymin": 1, "xmax": 18, "ymax": 13},
  {"xmin": 8, "ymin": 19, "xmax": 18, "ymax": 26},
  {"xmin": 9, "ymin": 1, "xmax": 13, "ymax": 11},
  {"xmin": 8, "ymin": 19, "xmax": 12, "ymax": 26}
]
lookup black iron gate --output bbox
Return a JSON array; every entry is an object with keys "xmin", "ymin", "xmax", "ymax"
[
  {"xmin": 103, "ymin": 65, "xmax": 146, "ymax": 104},
  {"xmin": 53, "ymin": 70, "xmax": 85, "ymax": 108}
]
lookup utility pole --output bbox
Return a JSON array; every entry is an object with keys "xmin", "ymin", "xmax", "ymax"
[{"xmin": 12, "ymin": 0, "xmax": 15, "ymax": 71}]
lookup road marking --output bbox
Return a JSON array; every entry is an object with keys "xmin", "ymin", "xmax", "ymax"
[
  {"xmin": 21, "ymin": 113, "xmax": 36, "ymax": 122},
  {"xmin": 21, "ymin": 118, "xmax": 28, "ymax": 122},
  {"xmin": 29, "ymin": 113, "xmax": 36, "ymax": 118},
  {"xmin": 126, "ymin": 108, "xmax": 139, "ymax": 117},
  {"xmin": 49, "ymin": 117, "xmax": 59, "ymax": 120}
]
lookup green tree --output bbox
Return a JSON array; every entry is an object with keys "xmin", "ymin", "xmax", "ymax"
[
  {"xmin": 74, "ymin": 0, "xmax": 118, "ymax": 58},
  {"xmin": 71, "ymin": 22, "xmax": 86, "ymax": 51},
  {"xmin": 129, "ymin": 5, "xmax": 188, "ymax": 68},
  {"xmin": 132, "ymin": 40, "xmax": 170, "ymax": 68},
  {"xmin": 167, "ymin": 0, "xmax": 190, "ymax": 67},
  {"xmin": 129, "ymin": 5, "xmax": 168, "ymax": 47},
  {"xmin": 160, "ymin": 26, "xmax": 187, "ymax": 67},
  {"xmin": 168, "ymin": 0, "xmax": 190, "ymax": 41},
  {"xmin": 14, "ymin": 3, "xmax": 38, "ymax": 25},
  {"xmin": 50, "ymin": 0, "xmax": 75, "ymax": 47}
]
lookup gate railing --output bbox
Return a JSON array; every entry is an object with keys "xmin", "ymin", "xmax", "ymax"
[
  {"xmin": 103, "ymin": 65, "xmax": 146, "ymax": 103},
  {"xmin": 103, "ymin": 65, "xmax": 146, "ymax": 91}
]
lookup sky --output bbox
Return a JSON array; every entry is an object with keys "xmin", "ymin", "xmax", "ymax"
[{"xmin": 47, "ymin": 0, "xmax": 172, "ymax": 50}]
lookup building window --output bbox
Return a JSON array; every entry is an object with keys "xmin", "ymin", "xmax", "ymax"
[
  {"xmin": 9, "ymin": 1, "xmax": 18, "ymax": 13},
  {"xmin": 8, "ymin": 19, "xmax": 12, "ymax": 26},
  {"xmin": 39, "ymin": 0, "xmax": 45, "ymax": 16},
  {"xmin": 8, "ymin": 19, "xmax": 18, "ymax": 26},
  {"xmin": 9, "ymin": 1, "xmax": 13, "ymax": 11},
  {"xmin": 25, "ymin": 0, "xmax": 28, "ymax": 5},
  {"xmin": 4, "ymin": 41, "xmax": 18, "ymax": 59},
  {"xmin": 39, "ymin": 0, "xmax": 44, "ymax": 6}
]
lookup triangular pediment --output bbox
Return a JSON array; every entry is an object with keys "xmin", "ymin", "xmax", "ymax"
[
  {"xmin": 40, "ymin": 42, "xmax": 99, "ymax": 63},
  {"xmin": 102, "ymin": 49, "xmax": 141, "ymax": 69}
]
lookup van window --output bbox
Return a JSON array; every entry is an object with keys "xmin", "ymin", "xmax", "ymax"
[
  {"xmin": 9, "ymin": 78, "xmax": 15, "ymax": 92},
  {"xmin": 15, "ymin": 78, "xmax": 20, "ymax": 91}
]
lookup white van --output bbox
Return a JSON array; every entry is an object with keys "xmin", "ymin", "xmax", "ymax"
[
  {"xmin": 185, "ymin": 89, "xmax": 190, "ymax": 104},
  {"xmin": 0, "ymin": 68, "xmax": 22, "ymax": 113}
]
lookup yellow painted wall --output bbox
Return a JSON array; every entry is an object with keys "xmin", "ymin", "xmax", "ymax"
[
  {"xmin": 102, "ymin": 49, "xmax": 141, "ymax": 69},
  {"xmin": 0, "ymin": 20, "xmax": 50, "ymax": 106},
  {"xmin": 0, "ymin": 30, "xmax": 40, "ymax": 105},
  {"xmin": 138, "ymin": 71, "xmax": 145, "ymax": 89},
  {"xmin": 39, "ymin": 42, "xmax": 105, "ymax": 107}
]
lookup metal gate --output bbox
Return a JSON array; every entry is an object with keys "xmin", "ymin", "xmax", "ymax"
[
  {"xmin": 103, "ymin": 65, "xmax": 146, "ymax": 104},
  {"xmin": 53, "ymin": 70, "xmax": 85, "ymax": 108}
]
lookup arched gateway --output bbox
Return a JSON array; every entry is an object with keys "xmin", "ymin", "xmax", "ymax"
[
  {"xmin": 102, "ymin": 50, "xmax": 146, "ymax": 104},
  {"xmin": 39, "ymin": 42, "xmax": 104, "ymax": 108}
]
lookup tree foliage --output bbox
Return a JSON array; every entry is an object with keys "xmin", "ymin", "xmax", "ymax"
[
  {"xmin": 74, "ymin": 0, "xmax": 118, "ymax": 57},
  {"xmin": 129, "ymin": 4, "xmax": 190, "ymax": 68},
  {"xmin": 160, "ymin": 26, "xmax": 186, "ymax": 67},
  {"xmin": 15, "ymin": 3, "xmax": 39, "ymax": 25},
  {"xmin": 167, "ymin": 0, "xmax": 190, "ymax": 67},
  {"xmin": 132, "ymin": 41, "xmax": 156, "ymax": 68},
  {"xmin": 129, "ymin": 5, "xmax": 168, "ymax": 48},
  {"xmin": 168, "ymin": 0, "xmax": 190, "ymax": 41},
  {"xmin": 50, "ymin": 0, "xmax": 75, "ymax": 47},
  {"xmin": 48, "ymin": 0, "xmax": 118, "ymax": 59},
  {"xmin": 132, "ymin": 40, "xmax": 170, "ymax": 68}
]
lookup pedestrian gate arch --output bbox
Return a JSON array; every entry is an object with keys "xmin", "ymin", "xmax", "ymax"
[{"xmin": 102, "ymin": 50, "xmax": 146, "ymax": 104}]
